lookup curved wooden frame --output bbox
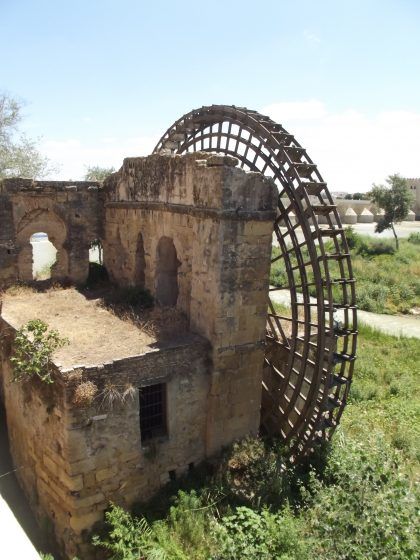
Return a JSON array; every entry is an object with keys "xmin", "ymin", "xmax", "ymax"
[{"xmin": 154, "ymin": 105, "xmax": 357, "ymax": 457}]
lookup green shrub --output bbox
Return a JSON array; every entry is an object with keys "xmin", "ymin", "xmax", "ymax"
[
  {"xmin": 11, "ymin": 319, "xmax": 68, "ymax": 384},
  {"xmin": 92, "ymin": 504, "xmax": 162, "ymax": 560},
  {"xmin": 408, "ymin": 232, "xmax": 420, "ymax": 244},
  {"xmin": 214, "ymin": 506, "xmax": 310, "ymax": 560},
  {"xmin": 216, "ymin": 437, "xmax": 291, "ymax": 508},
  {"xmin": 344, "ymin": 226, "xmax": 361, "ymax": 249},
  {"xmin": 356, "ymin": 238, "xmax": 395, "ymax": 256},
  {"xmin": 305, "ymin": 435, "xmax": 419, "ymax": 560},
  {"xmin": 270, "ymin": 246, "xmax": 287, "ymax": 287},
  {"xmin": 151, "ymin": 491, "xmax": 216, "ymax": 559},
  {"xmin": 357, "ymin": 282, "xmax": 390, "ymax": 313}
]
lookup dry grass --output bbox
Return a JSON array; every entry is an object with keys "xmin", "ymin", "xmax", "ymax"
[
  {"xmin": 72, "ymin": 380, "xmax": 98, "ymax": 407},
  {"xmin": 1, "ymin": 288, "xmax": 158, "ymax": 368},
  {"xmin": 98, "ymin": 381, "xmax": 137, "ymax": 410},
  {"xmin": 103, "ymin": 300, "xmax": 189, "ymax": 340}
]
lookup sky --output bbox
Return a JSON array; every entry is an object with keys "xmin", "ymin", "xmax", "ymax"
[{"xmin": 1, "ymin": 0, "xmax": 419, "ymax": 191}]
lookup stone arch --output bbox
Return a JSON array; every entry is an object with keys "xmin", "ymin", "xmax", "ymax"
[
  {"xmin": 134, "ymin": 232, "xmax": 146, "ymax": 288},
  {"xmin": 155, "ymin": 237, "xmax": 180, "ymax": 307},
  {"xmin": 16, "ymin": 208, "xmax": 68, "ymax": 282},
  {"xmin": 30, "ymin": 232, "xmax": 57, "ymax": 280}
]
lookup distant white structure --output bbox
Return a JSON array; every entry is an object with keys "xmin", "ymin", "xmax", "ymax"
[
  {"xmin": 358, "ymin": 208, "xmax": 374, "ymax": 223},
  {"xmin": 343, "ymin": 207, "xmax": 357, "ymax": 224}
]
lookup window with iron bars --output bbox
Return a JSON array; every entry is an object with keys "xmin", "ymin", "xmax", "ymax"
[{"xmin": 139, "ymin": 383, "xmax": 167, "ymax": 442}]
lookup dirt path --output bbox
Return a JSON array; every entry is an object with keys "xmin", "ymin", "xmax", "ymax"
[{"xmin": 270, "ymin": 288, "xmax": 420, "ymax": 339}]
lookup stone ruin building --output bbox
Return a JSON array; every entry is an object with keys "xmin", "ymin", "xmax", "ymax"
[{"xmin": 0, "ymin": 105, "xmax": 357, "ymax": 558}]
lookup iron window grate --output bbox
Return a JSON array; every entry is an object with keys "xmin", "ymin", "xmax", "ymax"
[{"xmin": 139, "ymin": 383, "xmax": 167, "ymax": 442}]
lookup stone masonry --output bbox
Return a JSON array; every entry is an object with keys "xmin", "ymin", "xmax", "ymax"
[
  {"xmin": 0, "ymin": 152, "xmax": 277, "ymax": 558},
  {"xmin": 0, "ymin": 179, "xmax": 101, "ymax": 286}
]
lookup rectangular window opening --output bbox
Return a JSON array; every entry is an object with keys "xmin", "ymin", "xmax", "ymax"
[{"xmin": 139, "ymin": 383, "xmax": 167, "ymax": 443}]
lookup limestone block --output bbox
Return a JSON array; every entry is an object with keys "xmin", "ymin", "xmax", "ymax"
[
  {"xmin": 69, "ymin": 510, "xmax": 104, "ymax": 534},
  {"xmin": 96, "ymin": 465, "xmax": 119, "ymax": 482}
]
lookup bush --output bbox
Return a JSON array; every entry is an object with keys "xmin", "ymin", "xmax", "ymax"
[
  {"xmin": 357, "ymin": 239, "xmax": 395, "ymax": 256},
  {"xmin": 92, "ymin": 504, "xmax": 154, "ymax": 560},
  {"xmin": 408, "ymin": 232, "xmax": 420, "ymax": 244},
  {"xmin": 344, "ymin": 226, "xmax": 360, "ymax": 250},
  {"xmin": 11, "ymin": 319, "xmax": 68, "ymax": 384},
  {"xmin": 216, "ymin": 437, "xmax": 291, "ymax": 508},
  {"xmin": 357, "ymin": 283, "xmax": 390, "ymax": 313},
  {"xmin": 214, "ymin": 506, "xmax": 310, "ymax": 560},
  {"xmin": 305, "ymin": 435, "xmax": 419, "ymax": 560}
]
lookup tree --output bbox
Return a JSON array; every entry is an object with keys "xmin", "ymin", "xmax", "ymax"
[
  {"xmin": 84, "ymin": 165, "xmax": 115, "ymax": 182},
  {"xmin": 0, "ymin": 93, "xmax": 53, "ymax": 179},
  {"xmin": 369, "ymin": 174, "xmax": 413, "ymax": 249}
]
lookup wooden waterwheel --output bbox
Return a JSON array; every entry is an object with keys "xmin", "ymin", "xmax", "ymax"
[{"xmin": 154, "ymin": 105, "xmax": 357, "ymax": 457}]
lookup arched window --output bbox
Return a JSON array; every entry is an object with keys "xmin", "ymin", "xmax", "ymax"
[
  {"xmin": 155, "ymin": 237, "xmax": 179, "ymax": 306},
  {"xmin": 30, "ymin": 232, "xmax": 57, "ymax": 281},
  {"xmin": 89, "ymin": 239, "xmax": 103, "ymax": 264}
]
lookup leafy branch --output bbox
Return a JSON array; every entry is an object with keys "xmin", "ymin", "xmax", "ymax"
[{"xmin": 11, "ymin": 319, "xmax": 68, "ymax": 384}]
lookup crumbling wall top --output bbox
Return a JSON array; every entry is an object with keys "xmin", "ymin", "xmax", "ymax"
[
  {"xmin": 104, "ymin": 152, "xmax": 277, "ymax": 216},
  {"xmin": 0, "ymin": 178, "xmax": 100, "ymax": 194}
]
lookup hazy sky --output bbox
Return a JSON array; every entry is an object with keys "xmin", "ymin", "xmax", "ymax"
[{"xmin": 1, "ymin": 0, "xmax": 419, "ymax": 191}]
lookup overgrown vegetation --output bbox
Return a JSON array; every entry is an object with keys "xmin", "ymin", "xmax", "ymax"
[
  {"xmin": 11, "ymin": 319, "xmax": 68, "ymax": 383},
  {"xmin": 346, "ymin": 229, "xmax": 420, "ymax": 314},
  {"xmin": 92, "ymin": 324, "xmax": 419, "ymax": 560},
  {"xmin": 270, "ymin": 228, "xmax": 420, "ymax": 314}
]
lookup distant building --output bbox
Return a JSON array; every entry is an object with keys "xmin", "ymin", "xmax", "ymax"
[
  {"xmin": 405, "ymin": 178, "xmax": 420, "ymax": 219},
  {"xmin": 331, "ymin": 191, "xmax": 349, "ymax": 199}
]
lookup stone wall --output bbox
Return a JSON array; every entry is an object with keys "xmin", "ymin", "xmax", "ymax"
[
  {"xmin": 0, "ymin": 152, "xmax": 277, "ymax": 558},
  {"xmin": 0, "ymin": 179, "xmax": 100, "ymax": 287},
  {"xmin": 103, "ymin": 153, "xmax": 277, "ymax": 454},
  {"xmin": 0, "ymin": 314, "xmax": 210, "ymax": 558}
]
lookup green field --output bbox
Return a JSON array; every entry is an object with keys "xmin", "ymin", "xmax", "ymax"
[
  {"xmin": 90, "ymin": 325, "xmax": 420, "ymax": 560},
  {"xmin": 270, "ymin": 229, "xmax": 420, "ymax": 315}
]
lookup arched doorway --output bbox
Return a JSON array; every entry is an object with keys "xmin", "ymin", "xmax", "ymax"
[
  {"xmin": 89, "ymin": 239, "xmax": 103, "ymax": 265},
  {"xmin": 155, "ymin": 237, "xmax": 179, "ymax": 307},
  {"xmin": 16, "ymin": 208, "xmax": 68, "ymax": 283},
  {"xmin": 30, "ymin": 232, "xmax": 57, "ymax": 280}
]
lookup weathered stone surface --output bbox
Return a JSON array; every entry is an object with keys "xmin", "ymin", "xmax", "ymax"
[
  {"xmin": 0, "ymin": 179, "xmax": 100, "ymax": 286},
  {"xmin": 0, "ymin": 152, "xmax": 276, "ymax": 559}
]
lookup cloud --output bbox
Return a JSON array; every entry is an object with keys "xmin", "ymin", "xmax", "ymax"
[
  {"xmin": 40, "ymin": 135, "xmax": 158, "ymax": 180},
  {"xmin": 40, "ymin": 101, "xmax": 420, "ymax": 191},
  {"xmin": 303, "ymin": 30, "xmax": 321, "ymax": 45},
  {"xmin": 261, "ymin": 101, "xmax": 420, "ymax": 192}
]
